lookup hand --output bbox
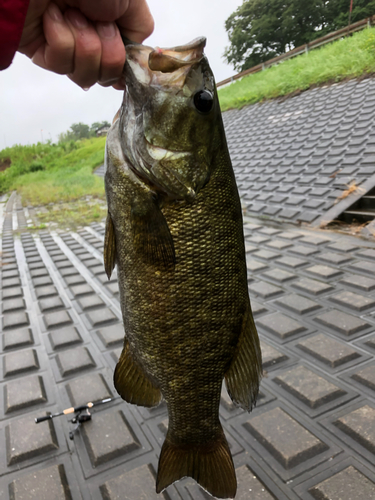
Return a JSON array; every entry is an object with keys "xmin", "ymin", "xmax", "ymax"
[{"xmin": 18, "ymin": 0, "xmax": 154, "ymax": 89}]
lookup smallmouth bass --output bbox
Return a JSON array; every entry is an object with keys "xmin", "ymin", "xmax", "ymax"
[{"xmin": 104, "ymin": 37, "xmax": 262, "ymax": 499}]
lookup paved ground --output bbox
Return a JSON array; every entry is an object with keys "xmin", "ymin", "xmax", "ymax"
[
  {"xmin": 0, "ymin": 182, "xmax": 374, "ymax": 500},
  {"xmin": 223, "ymin": 76, "xmax": 375, "ymax": 226}
]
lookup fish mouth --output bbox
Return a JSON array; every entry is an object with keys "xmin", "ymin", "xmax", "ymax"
[{"xmin": 125, "ymin": 37, "xmax": 207, "ymax": 88}]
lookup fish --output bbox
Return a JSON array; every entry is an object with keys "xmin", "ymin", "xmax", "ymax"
[{"xmin": 104, "ymin": 37, "xmax": 262, "ymax": 499}]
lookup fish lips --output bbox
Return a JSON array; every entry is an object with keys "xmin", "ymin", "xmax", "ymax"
[{"xmin": 125, "ymin": 37, "xmax": 207, "ymax": 90}]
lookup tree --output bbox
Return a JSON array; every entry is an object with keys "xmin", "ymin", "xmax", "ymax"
[
  {"xmin": 89, "ymin": 121, "xmax": 111, "ymax": 136},
  {"xmin": 70, "ymin": 122, "xmax": 90, "ymax": 139},
  {"xmin": 224, "ymin": 0, "xmax": 375, "ymax": 72}
]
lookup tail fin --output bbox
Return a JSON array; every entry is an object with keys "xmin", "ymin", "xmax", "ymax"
[{"xmin": 156, "ymin": 426, "xmax": 236, "ymax": 499}]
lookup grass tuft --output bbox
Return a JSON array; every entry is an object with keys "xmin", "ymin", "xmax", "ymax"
[{"xmin": 218, "ymin": 27, "xmax": 375, "ymax": 111}]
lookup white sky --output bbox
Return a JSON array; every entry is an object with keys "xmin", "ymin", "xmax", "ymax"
[{"xmin": 0, "ymin": 0, "xmax": 242, "ymax": 150}]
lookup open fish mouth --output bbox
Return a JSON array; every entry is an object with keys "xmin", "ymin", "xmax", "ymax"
[{"xmin": 126, "ymin": 37, "xmax": 207, "ymax": 88}]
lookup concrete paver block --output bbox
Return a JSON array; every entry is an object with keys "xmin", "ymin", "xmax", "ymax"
[
  {"xmin": 77, "ymin": 295, "xmax": 105, "ymax": 311},
  {"xmin": 329, "ymin": 290, "xmax": 375, "ymax": 312},
  {"xmin": 99, "ymin": 464, "xmax": 163, "ymax": 500},
  {"xmin": 64, "ymin": 275, "xmax": 86, "ymax": 286},
  {"xmin": 244, "ymin": 407, "xmax": 328, "ymax": 469},
  {"xmin": 291, "ymin": 278, "xmax": 333, "ymax": 295},
  {"xmin": 30, "ymin": 268, "xmax": 49, "ymax": 278},
  {"xmin": 275, "ymin": 294, "xmax": 321, "ymax": 315},
  {"xmin": 96, "ymin": 324, "xmax": 124, "ymax": 348},
  {"xmin": 44, "ymin": 310, "xmax": 73, "ymax": 330},
  {"xmin": 351, "ymin": 365, "xmax": 375, "ymax": 391},
  {"xmin": 5, "ymin": 374, "xmax": 47, "ymax": 413},
  {"xmin": 2, "ymin": 312, "xmax": 29, "ymax": 330},
  {"xmin": 340, "ymin": 275, "xmax": 375, "ymax": 292},
  {"xmin": 70, "ymin": 284, "xmax": 94, "ymax": 297},
  {"xmin": 273, "ymin": 365, "xmax": 346, "ymax": 409},
  {"xmin": 3, "ymin": 328, "xmax": 34, "ymax": 350},
  {"xmin": 2, "ymin": 287, "xmax": 23, "ymax": 299},
  {"xmin": 308, "ymin": 465, "xmax": 375, "ymax": 500},
  {"xmin": 2, "ymin": 298, "xmax": 26, "ymax": 313},
  {"xmin": 86, "ymin": 308, "xmax": 117, "ymax": 327},
  {"xmin": 305, "ymin": 265, "xmax": 342, "ymax": 280},
  {"xmin": 56, "ymin": 347, "xmax": 95, "ymax": 376},
  {"xmin": 49, "ymin": 326, "xmax": 82, "ymax": 350},
  {"xmin": 260, "ymin": 341, "xmax": 288, "ymax": 369},
  {"xmin": 3, "ymin": 349, "xmax": 39, "ymax": 377},
  {"xmin": 33, "ymin": 276, "xmax": 53, "ymax": 287},
  {"xmin": 8, "ymin": 464, "xmax": 72, "ymax": 500},
  {"xmin": 257, "ymin": 312, "xmax": 307, "ymax": 339},
  {"xmin": 66, "ymin": 372, "xmax": 112, "ymax": 406},
  {"xmin": 6, "ymin": 414, "xmax": 58, "ymax": 465},
  {"xmin": 315, "ymin": 310, "xmax": 370, "ymax": 336},
  {"xmin": 249, "ymin": 282, "xmax": 283, "ymax": 299},
  {"xmin": 35, "ymin": 285, "xmax": 58, "ymax": 298},
  {"xmin": 297, "ymin": 333, "xmax": 361, "ymax": 368},
  {"xmin": 236, "ymin": 465, "xmax": 275, "ymax": 500},
  {"xmin": 334, "ymin": 405, "xmax": 375, "ymax": 454},
  {"xmin": 276, "ymin": 256, "xmax": 307, "ymax": 268},
  {"xmin": 82, "ymin": 411, "xmax": 140, "ymax": 466},
  {"xmin": 349, "ymin": 260, "xmax": 375, "ymax": 275},
  {"xmin": 2, "ymin": 277, "xmax": 22, "ymax": 288}
]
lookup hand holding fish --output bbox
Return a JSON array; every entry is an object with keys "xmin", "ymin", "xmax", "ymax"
[{"xmin": 17, "ymin": 0, "xmax": 154, "ymax": 89}]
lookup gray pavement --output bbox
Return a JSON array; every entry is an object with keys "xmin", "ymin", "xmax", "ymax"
[
  {"xmin": 1, "ymin": 82, "xmax": 375, "ymax": 499},
  {"xmin": 1, "ymin": 190, "xmax": 375, "ymax": 500},
  {"xmin": 224, "ymin": 76, "xmax": 375, "ymax": 227}
]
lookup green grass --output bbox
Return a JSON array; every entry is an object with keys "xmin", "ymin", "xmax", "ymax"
[
  {"xmin": 35, "ymin": 198, "xmax": 107, "ymax": 230},
  {"xmin": 0, "ymin": 136, "xmax": 106, "ymax": 205},
  {"xmin": 218, "ymin": 26, "xmax": 375, "ymax": 111}
]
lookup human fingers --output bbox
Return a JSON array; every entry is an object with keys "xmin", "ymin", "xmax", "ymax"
[
  {"xmin": 69, "ymin": 0, "xmax": 129, "ymax": 22},
  {"xmin": 116, "ymin": 0, "xmax": 154, "ymax": 43},
  {"xmin": 27, "ymin": 3, "xmax": 75, "ymax": 74},
  {"xmin": 96, "ymin": 22, "xmax": 126, "ymax": 87},
  {"xmin": 64, "ymin": 8, "xmax": 102, "ymax": 89}
]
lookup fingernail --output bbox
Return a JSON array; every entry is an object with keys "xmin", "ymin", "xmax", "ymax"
[
  {"xmin": 82, "ymin": 87, "xmax": 91, "ymax": 91},
  {"xmin": 47, "ymin": 3, "xmax": 63, "ymax": 22},
  {"xmin": 97, "ymin": 22, "xmax": 116, "ymax": 40},
  {"xmin": 67, "ymin": 9, "xmax": 89, "ymax": 29}
]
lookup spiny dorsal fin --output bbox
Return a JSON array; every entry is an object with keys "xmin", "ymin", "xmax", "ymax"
[
  {"xmin": 156, "ymin": 426, "xmax": 236, "ymax": 499},
  {"xmin": 131, "ymin": 199, "xmax": 175, "ymax": 270},
  {"xmin": 114, "ymin": 338, "xmax": 162, "ymax": 407},
  {"xmin": 225, "ymin": 301, "xmax": 262, "ymax": 412},
  {"xmin": 104, "ymin": 212, "xmax": 116, "ymax": 279}
]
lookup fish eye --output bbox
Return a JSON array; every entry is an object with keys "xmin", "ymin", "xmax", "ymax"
[{"xmin": 193, "ymin": 90, "xmax": 213, "ymax": 113}]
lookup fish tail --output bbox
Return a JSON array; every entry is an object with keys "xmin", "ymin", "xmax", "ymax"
[{"xmin": 156, "ymin": 426, "xmax": 236, "ymax": 499}]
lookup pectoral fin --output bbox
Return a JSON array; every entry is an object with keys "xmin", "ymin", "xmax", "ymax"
[
  {"xmin": 114, "ymin": 338, "xmax": 162, "ymax": 407},
  {"xmin": 131, "ymin": 198, "xmax": 175, "ymax": 270},
  {"xmin": 225, "ymin": 302, "xmax": 262, "ymax": 411},
  {"xmin": 104, "ymin": 212, "xmax": 116, "ymax": 279}
]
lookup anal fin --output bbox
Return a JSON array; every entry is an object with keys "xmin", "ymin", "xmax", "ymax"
[
  {"xmin": 114, "ymin": 339, "xmax": 161, "ymax": 407},
  {"xmin": 156, "ymin": 426, "xmax": 236, "ymax": 499},
  {"xmin": 225, "ymin": 301, "xmax": 262, "ymax": 411}
]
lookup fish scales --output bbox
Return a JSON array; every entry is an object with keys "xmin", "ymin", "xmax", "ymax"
[{"xmin": 104, "ymin": 37, "xmax": 262, "ymax": 499}]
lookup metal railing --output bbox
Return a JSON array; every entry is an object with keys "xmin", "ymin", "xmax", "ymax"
[{"xmin": 217, "ymin": 15, "xmax": 375, "ymax": 88}]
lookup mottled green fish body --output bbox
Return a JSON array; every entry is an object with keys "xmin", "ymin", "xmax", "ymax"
[{"xmin": 104, "ymin": 37, "xmax": 262, "ymax": 499}]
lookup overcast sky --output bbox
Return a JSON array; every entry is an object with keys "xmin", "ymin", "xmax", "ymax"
[{"xmin": 0, "ymin": 0, "xmax": 242, "ymax": 151}]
